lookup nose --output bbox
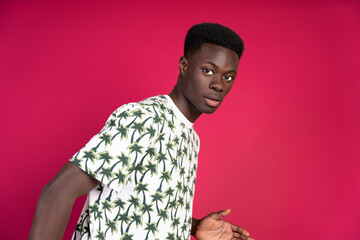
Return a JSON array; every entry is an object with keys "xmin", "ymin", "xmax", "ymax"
[{"xmin": 209, "ymin": 76, "xmax": 224, "ymax": 92}]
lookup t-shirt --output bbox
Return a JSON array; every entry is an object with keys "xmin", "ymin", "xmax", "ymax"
[{"xmin": 69, "ymin": 95, "xmax": 200, "ymax": 240}]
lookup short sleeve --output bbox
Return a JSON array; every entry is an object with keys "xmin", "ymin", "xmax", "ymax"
[{"xmin": 69, "ymin": 103, "xmax": 154, "ymax": 190}]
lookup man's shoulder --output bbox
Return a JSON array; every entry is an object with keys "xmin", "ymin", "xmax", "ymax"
[
  {"xmin": 116, "ymin": 95, "xmax": 167, "ymax": 112},
  {"xmin": 108, "ymin": 95, "xmax": 168, "ymax": 120}
]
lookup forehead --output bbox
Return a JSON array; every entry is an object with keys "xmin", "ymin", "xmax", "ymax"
[{"xmin": 188, "ymin": 43, "xmax": 239, "ymax": 70}]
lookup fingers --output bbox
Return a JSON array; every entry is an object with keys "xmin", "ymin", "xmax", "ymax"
[
  {"xmin": 232, "ymin": 231, "xmax": 253, "ymax": 240},
  {"xmin": 231, "ymin": 237, "xmax": 255, "ymax": 240},
  {"xmin": 211, "ymin": 209, "xmax": 231, "ymax": 220},
  {"xmin": 231, "ymin": 224, "xmax": 249, "ymax": 236},
  {"xmin": 231, "ymin": 224, "xmax": 254, "ymax": 240}
]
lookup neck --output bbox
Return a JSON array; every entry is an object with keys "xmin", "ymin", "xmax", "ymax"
[{"xmin": 169, "ymin": 83, "xmax": 202, "ymax": 123}]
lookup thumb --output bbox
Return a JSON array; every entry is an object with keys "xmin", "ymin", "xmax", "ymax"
[{"xmin": 211, "ymin": 209, "xmax": 231, "ymax": 220}]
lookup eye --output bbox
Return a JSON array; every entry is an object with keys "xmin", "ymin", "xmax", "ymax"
[
  {"xmin": 223, "ymin": 75, "xmax": 234, "ymax": 81},
  {"xmin": 202, "ymin": 68, "xmax": 214, "ymax": 76}
]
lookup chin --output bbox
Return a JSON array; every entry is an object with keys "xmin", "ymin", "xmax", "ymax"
[{"xmin": 201, "ymin": 107, "xmax": 218, "ymax": 114}]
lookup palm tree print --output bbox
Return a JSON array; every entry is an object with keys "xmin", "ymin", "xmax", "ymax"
[
  {"xmin": 145, "ymin": 222, "xmax": 158, "ymax": 239},
  {"xmin": 140, "ymin": 203, "xmax": 154, "ymax": 223},
  {"xmin": 69, "ymin": 95, "xmax": 200, "ymax": 239}
]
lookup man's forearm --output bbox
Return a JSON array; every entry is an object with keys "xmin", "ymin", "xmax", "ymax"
[{"xmin": 29, "ymin": 183, "xmax": 76, "ymax": 240}]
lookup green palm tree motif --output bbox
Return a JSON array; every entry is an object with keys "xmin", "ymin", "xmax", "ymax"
[
  {"xmin": 156, "ymin": 152, "xmax": 167, "ymax": 172},
  {"xmin": 160, "ymin": 113, "xmax": 167, "ymax": 132},
  {"xmin": 170, "ymin": 157, "xmax": 178, "ymax": 175},
  {"xmin": 108, "ymin": 169, "xmax": 126, "ymax": 187},
  {"xmin": 83, "ymin": 150, "xmax": 96, "ymax": 173},
  {"xmin": 115, "ymin": 152, "xmax": 130, "ymax": 168},
  {"xmin": 182, "ymin": 185, "xmax": 188, "ymax": 195},
  {"xmin": 139, "ymin": 161, "xmax": 157, "ymax": 182},
  {"xmin": 130, "ymin": 122, "xmax": 144, "ymax": 143},
  {"xmin": 95, "ymin": 184, "xmax": 104, "ymax": 203},
  {"xmin": 99, "ymin": 167, "xmax": 113, "ymax": 183},
  {"xmin": 106, "ymin": 118, "xmax": 116, "ymax": 129},
  {"xmin": 185, "ymin": 202, "xmax": 190, "ymax": 212},
  {"xmin": 117, "ymin": 110, "xmax": 130, "ymax": 126},
  {"xmin": 125, "ymin": 212, "xmax": 142, "ymax": 232},
  {"xmin": 153, "ymin": 115, "xmax": 163, "ymax": 134},
  {"xmin": 135, "ymin": 146, "xmax": 156, "ymax": 182},
  {"xmin": 112, "ymin": 125, "xmax": 128, "ymax": 141},
  {"xmin": 136, "ymin": 125, "xmax": 156, "ymax": 143},
  {"xmin": 174, "ymin": 181, "xmax": 182, "ymax": 200},
  {"xmin": 145, "ymin": 222, "xmax": 158, "ymax": 239},
  {"xmin": 171, "ymin": 217, "xmax": 180, "ymax": 229},
  {"xmin": 134, "ymin": 182, "xmax": 149, "ymax": 204},
  {"xmin": 138, "ymin": 147, "xmax": 156, "ymax": 166},
  {"xmin": 71, "ymin": 156, "xmax": 82, "ymax": 168},
  {"xmin": 128, "ymin": 142, "xmax": 143, "ymax": 165},
  {"xmin": 95, "ymin": 230, "xmax": 105, "ymax": 240},
  {"xmin": 180, "ymin": 131, "xmax": 187, "ymax": 142},
  {"xmin": 166, "ymin": 232, "xmax": 175, "ymax": 240},
  {"xmin": 126, "ymin": 109, "xmax": 145, "ymax": 128},
  {"xmin": 151, "ymin": 191, "xmax": 164, "ymax": 213},
  {"xmin": 80, "ymin": 225, "xmax": 90, "ymax": 239},
  {"xmin": 119, "ymin": 213, "xmax": 130, "ymax": 235},
  {"xmin": 75, "ymin": 210, "xmax": 89, "ymax": 236},
  {"xmin": 181, "ymin": 223, "xmax": 188, "ymax": 239},
  {"xmin": 159, "ymin": 102, "xmax": 166, "ymax": 112},
  {"xmin": 92, "ymin": 133, "xmax": 112, "ymax": 152},
  {"xmin": 90, "ymin": 203, "xmax": 102, "ymax": 221},
  {"xmin": 156, "ymin": 209, "xmax": 169, "ymax": 227},
  {"xmin": 128, "ymin": 163, "xmax": 145, "ymax": 184},
  {"xmin": 154, "ymin": 132, "xmax": 165, "ymax": 153},
  {"xmin": 179, "ymin": 166, "xmax": 186, "ymax": 184},
  {"xmin": 126, "ymin": 195, "xmax": 140, "ymax": 216},
  {"xmin": 94, "ymin": 151, "xmax": 113, "ymax": 174},
  {"xmin": 157, "ymin": 171, "xmax": 171, "ymax": 192},
  {"xmin": 172, "ymin": 135, "xmax": 179, "ymax": 145},
  {"xmin": 140, "ymin": 203, "xmax": 153, "ymax": 223},
  {"xmin": 182, "ymin": 147, "xmax": 188, "ymax": 158},
  {"xmin": 102, "ymin": 200, "xmax": 112, "ymax": 222},
  {"xmin": 174, "ymin": 196, "xmax": 184, "ymax": 218},
  {"xmin": 121, "ymin": 233, "xmax": 134, "ymax": 240},
  {"xmin": 176, "ymin": 148, "xmax": 183, "ymax": 160},
  {"xmin": 167, "ymin": 108, "xmax": 175, "ymax": 122},
  {"xmin": 169, "ymin": 200, "xmax": 177, "ymax": 219},
  {"xmin": 164, "ymin": 187, "xmax": 175, "ymax": 209},
  {"xmin": 105, "ymin": 220, "xmax": 117, "ymax": 235},
  {"xmin": 113, "ymin": 198, "xmax": 126, "ymax": 221}
]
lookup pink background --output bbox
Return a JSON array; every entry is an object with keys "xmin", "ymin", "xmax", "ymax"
[{"xmin": 1, "ymin": 1, "xmax": 360, "ymax": 239}]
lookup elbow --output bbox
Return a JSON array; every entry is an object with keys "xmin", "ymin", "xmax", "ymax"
[{"xmin": 40, "ymin": 179, "xmax": 77, "ymax": 204}]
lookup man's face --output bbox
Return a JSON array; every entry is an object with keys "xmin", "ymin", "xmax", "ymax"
[{"xmin": 179, "ymin": 43, "xmax": 240, "ymax": 115}]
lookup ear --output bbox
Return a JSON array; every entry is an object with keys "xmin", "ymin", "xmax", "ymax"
[{"xmin": 179, "ymin": 56, "xmax": 188, "ymax": 74}]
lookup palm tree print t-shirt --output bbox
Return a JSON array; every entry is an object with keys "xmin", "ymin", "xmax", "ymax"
[{"xmin": 69, "ymin": 95, "xmax": 200, "ymax": 240}]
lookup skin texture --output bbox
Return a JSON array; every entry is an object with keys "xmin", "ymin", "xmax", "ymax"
[{"xmin": 29, "ymin": 43, "xmax": 254, "ymax": 240}]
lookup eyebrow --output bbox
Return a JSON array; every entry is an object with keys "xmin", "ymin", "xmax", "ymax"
[{"xmin": 204, "ymin": 61, "xmax": 237, "ymax": 74}]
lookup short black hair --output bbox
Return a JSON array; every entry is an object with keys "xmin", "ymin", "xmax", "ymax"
[{"xmin": 184, "ymin": 23, "xmax": 244, "ymax": 59}]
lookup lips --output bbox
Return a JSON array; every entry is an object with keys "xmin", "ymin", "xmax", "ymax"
[{"xmin": 204, "ymin": 95, "xmax": 221, "ymax": 108}]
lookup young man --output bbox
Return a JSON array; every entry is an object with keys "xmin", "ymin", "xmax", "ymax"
[{"xmin": 29, "ymin": 23, "xmax": 254, "ymax": 240}]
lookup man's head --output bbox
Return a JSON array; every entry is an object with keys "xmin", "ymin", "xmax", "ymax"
[{"xmin": 171, "ymin": 23, "xmax": 244, "ymax": 122}]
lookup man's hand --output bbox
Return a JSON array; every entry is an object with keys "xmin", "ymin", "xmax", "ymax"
[{"xmin": 193, "ymin": 209, "xmax": 254, "ymax": 240}]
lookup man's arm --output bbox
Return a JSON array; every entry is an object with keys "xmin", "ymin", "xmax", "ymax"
[
  {"xmin": 29, "ymin": 162, "xmax": 99, "ymax": 240},
  {"xmin": 191, "ymin": 209, "xmax": 254, "ymax": 240}
]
